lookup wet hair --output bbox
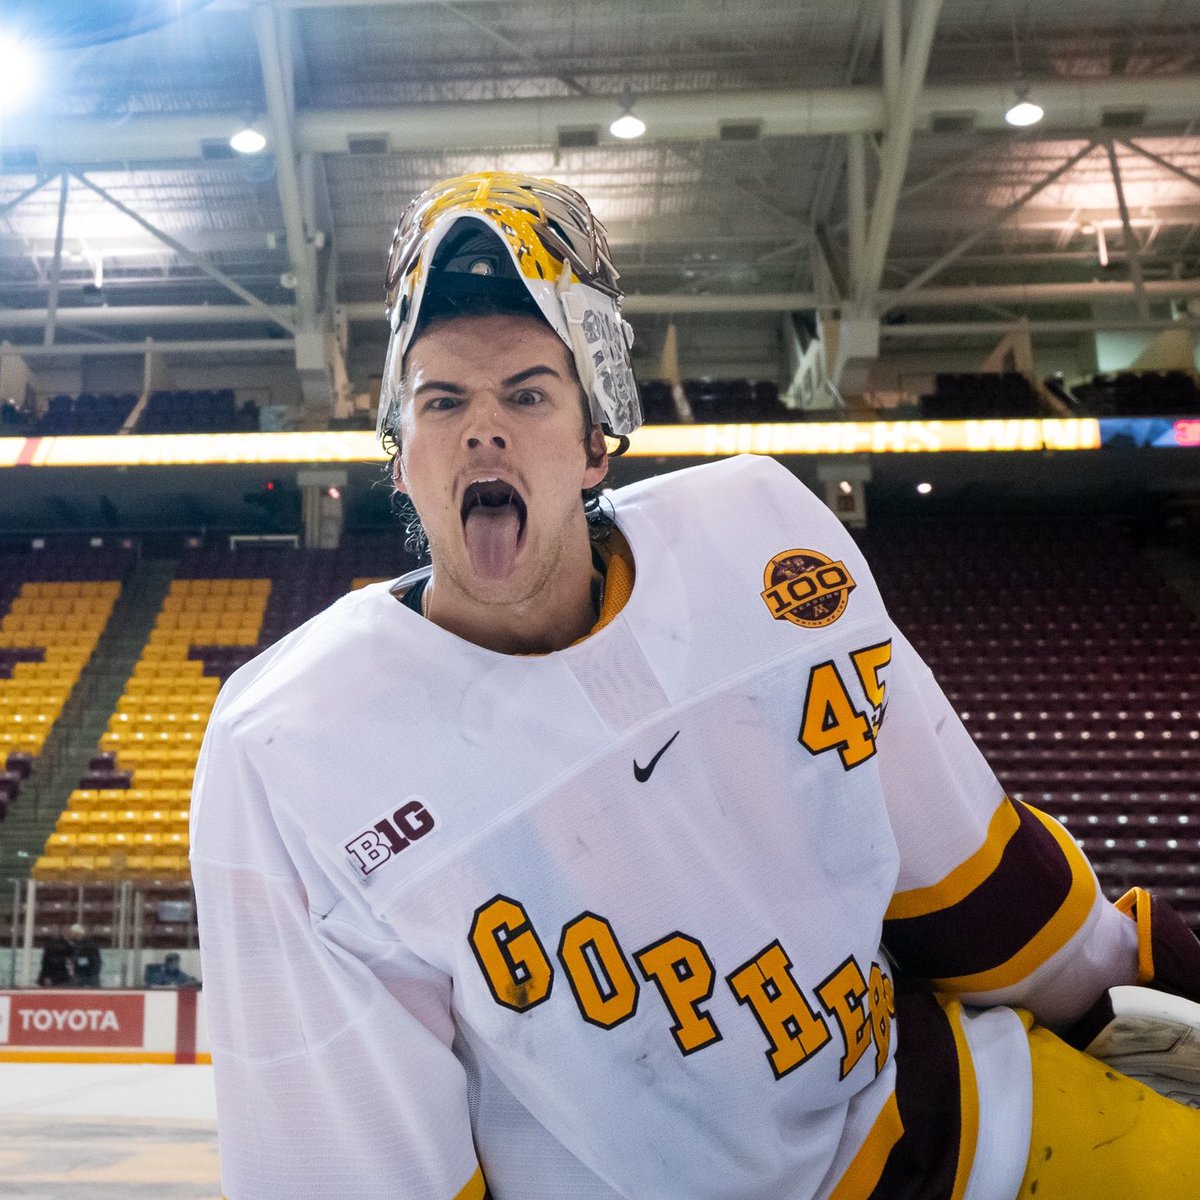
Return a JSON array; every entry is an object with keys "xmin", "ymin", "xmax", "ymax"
[{"xmin": 382, "ymin": 285, "xmax": 629, "ymax": 561}]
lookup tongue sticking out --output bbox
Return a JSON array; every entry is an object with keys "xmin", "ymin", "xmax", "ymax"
[{"xmin": 463, "ymin": 503, "xmax": 522, "ymax": 579}]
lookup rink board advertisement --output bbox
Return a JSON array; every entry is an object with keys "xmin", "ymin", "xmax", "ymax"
[{"xmin": 0, "ymin": 990, "xmax": 209, "ymax": 1064}]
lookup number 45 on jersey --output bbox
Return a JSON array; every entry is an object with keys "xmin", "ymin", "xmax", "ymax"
[{"xmin": 799, "ymin": 640, "xmax": 892, "ymax": 771}]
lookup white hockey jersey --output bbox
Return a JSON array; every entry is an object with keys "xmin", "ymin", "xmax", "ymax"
[{"xmin": 191, "ymin": 454, "xmax": 1138, "ymax": 1200}]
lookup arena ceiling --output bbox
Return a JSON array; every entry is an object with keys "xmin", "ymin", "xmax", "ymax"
[{"xmin": 0, "ymin": 0, "xmax": 1199, "ymax": 392}]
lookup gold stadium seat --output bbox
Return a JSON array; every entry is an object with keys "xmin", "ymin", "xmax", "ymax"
[
  {"xmin": 151, "ymin": 854, "xmax": 189, "ymax": 877},
  {"xmin": 122, "ymin": 854, "xmax": 156, "ymax": 877},
  {"xmin": 32, "ymin": 855, "xmax": 68, "ymax": 881}
]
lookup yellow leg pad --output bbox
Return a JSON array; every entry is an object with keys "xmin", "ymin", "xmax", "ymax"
[{"xmin": 1018, "ymin": 1022, "xmax": 1200, "ymax": 1199}]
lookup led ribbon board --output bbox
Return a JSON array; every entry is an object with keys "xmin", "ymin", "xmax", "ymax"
[
  {"xmin": 0, "ymin": 420, "xmax": 1116, "ymax": 468},
  {"xmin": 1097, "ymin": 417, "xmax": 1200, "ymax": 449}
]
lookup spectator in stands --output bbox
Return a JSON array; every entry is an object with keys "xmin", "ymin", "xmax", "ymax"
[
  {"xmin": 0, "ymin": 398, "xmax": 24, "ymax": 433},
  {"xmin": 192, "ymin": 172, "xmax": 1200, "ymax": 1200},
  {"xmin": 154, "ymin": 952, "xmax": 199, "ymax": 987},
  {"xmin": 36, "ymin": 926, "xmax": 73, "ymax": 987},
  {"xmin": 67, "ymin": 923, "xmax": 102, "ymax": 987}
]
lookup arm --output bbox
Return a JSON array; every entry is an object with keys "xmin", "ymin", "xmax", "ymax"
[
  {"xmin": 876, "ymin": 627, "xmax": 1141, "ymax": 1025},
  {"xmin": 191, "ymin": 714, "xmax": 488, "ymax": 1200}
]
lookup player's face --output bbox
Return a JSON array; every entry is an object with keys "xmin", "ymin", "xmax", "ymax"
[{"xmin": 393, "ymin": 313, "xmax": 608, "ymax": 606}]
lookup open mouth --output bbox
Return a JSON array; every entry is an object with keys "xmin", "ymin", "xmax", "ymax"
[
  {"xmin": 460, "ymin": 478, "xmax": 528, "ymax": 535},
  {"xmin": 459, "ymin": 479, "xmax": 528, "ymax": 579}
]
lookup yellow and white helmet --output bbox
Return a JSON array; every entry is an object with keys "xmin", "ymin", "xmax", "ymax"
[{"xmin": 379, "ymin": 171, "xmax": 642, "ymax": 441}]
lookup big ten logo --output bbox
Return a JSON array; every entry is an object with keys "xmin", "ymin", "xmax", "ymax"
[
  {"xmin": 761, "ymin": 549, "xmax": 856, "ymax": 629},
  {"xmin": 344, "ymin": 798, "xmax": 436, "ymax": 877}
]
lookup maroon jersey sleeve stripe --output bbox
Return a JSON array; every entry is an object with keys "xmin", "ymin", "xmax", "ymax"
[{"xmin": 882, "ymin": 801, "xmax": 1073, "ymax": 981}]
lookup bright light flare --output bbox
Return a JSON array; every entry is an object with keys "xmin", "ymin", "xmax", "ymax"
[
  {"xmin": 610, "ymin": 112, "xmax": 646, "ymax": 139},
  {"xmin": 916, "ymin": 482, "xmax": 933, "ymax": 495},
  {"xmin": 0, "ymin": 32, "xmax": 40, "ymax": 115},
  {"xmin": 1004, "ymin": 98, "xmax": 1044, "ymax": 127},
  {"xmin": 230, "ymin": 127, "xmax": 267, "ymax": 154}
]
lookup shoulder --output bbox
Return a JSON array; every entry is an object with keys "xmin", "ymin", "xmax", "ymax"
[
  {"xmin": 209, "ymin": 581, "xmax": 405, "ymax": 737},
  {"xmin": 612, "ymin": 454, "xmax": 850, "ymax": 549},
  {"xmin": 613, "ymin": 453, "xmax": 824, "ymax": 519}
]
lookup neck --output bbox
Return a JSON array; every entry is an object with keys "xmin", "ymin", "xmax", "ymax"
[{"xmin": 424, "ymin": 527, "xmax": 600, "ymax": 655}]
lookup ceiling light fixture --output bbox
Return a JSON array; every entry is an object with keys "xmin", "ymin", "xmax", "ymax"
[
  {"xmin": 916, "ymin": 482, "xmax": 933, "ymax": 495},
  {"xmin": 610, "ymin": 110, "xmax": 646, "ymax": 139},
  {"xmin": 610, "ymin": 85, "xmax": 646, "ymax": 140},
  {"xmin": 230, "ymin": 124, "xmax": 267, "ymax": 154},
  {"xmin": 1004, "ymin": 87, "xmax": 1044, "ymax": 128},
  {"xmin": 1004, "ymin": 13, "xmax": 1043, "ymax": 129}
]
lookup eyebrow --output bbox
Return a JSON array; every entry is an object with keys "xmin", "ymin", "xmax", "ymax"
[
  {"xmin": 411, "ymin": 364, "xmax": 564, "ymax": 397},
  {"xmin": 502, "ymin": 365, "xmax": 564, "ymax": 387}
]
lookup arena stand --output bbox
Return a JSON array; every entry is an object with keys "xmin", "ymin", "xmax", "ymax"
[
  {"xmin": 13, "ymin": 536, "xmax": 415, "ymax": 975},
  {"xmin": 0, "ymin": 388, "xmax": 261, "ymax": 437},
  {"xmin": 0, "ymin": 547, "xmax": 134, "ymax": 822},
  {"xmin": 858, "ymin": 518, "xmax": 1200, "ymax": 929},
  {"xmin": 1070, "ymin": 370, "xmax": 1200, "ymax": 418}
]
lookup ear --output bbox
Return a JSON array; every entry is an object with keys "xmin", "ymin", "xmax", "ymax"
[
  {"xmin": 582, "ymin": 424, "xmax": 608, "ymax": 488},
  {"xmin": 390, "ymin": 451, "xmax": 409, "ymax": 495}
]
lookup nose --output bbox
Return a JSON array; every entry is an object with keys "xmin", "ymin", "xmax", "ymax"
[{"xmin": 462, "ymin": 399, "xmax": 509, "ymax": 451}]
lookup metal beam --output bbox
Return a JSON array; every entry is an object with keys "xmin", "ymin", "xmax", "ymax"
[
  {"xmin": 879, "ymin": 277, "xmax": 1200, "ymax": 308},
  {"xmin": 881, "ymin": 317, "xmax": 1200, "ymax": 338},
  {"xmin": 8, "ymin": 277, "xmax": 1200, "ymax": 339},
  {"xmin": 10, "ymin": 339, "xmax": 294, "ymax": 359},
  {"xmin": 43, "ymin": 175, "xmax": 69, "ymax": 348},
  {"xmin": 70, "ymin": 173, "xmax": 296, "ymax": 334},
  {"xmin": 254, "ymin": 3, "xmax": 319, "ymax": 328},
  {"xmin": 833, "ymin": 134, "xmax": 1021, "ymax": 237},
  {"xmin": 857, "ymin": 0, "xmax": 945, "ymax": 306},
  {"xmin": 0, "ymin": 175, "xmax": 58, "ymax": 219},
  {"xmin": 884, "ymin": 199, "xmax": 1200, "ymax": 233},
  {"xmin": 9, "ymin": 77, "xmax": 1200, "ymax": 164},
  {"xmin": 847, "ymin": 132, "xmax": 867, "ymax": 301},
  {"xmin": 896, "ymin": 141, "xmax": 1098, "ymax": 296},
  {"xmin": 1119, "ymin": 138, "xmax": 1200, "ymax": 191},
  {"xmin": 807, "ymin": 0, "xmax": 884, "ymax": 228},
  {"xmin": 1105, "ymin": 140, "xmax": 1150, "ymax": 320},
  {"xmin": 881, "ymin": 0, "xmax": 902, "ymax": 115},
  {"xmin": 0, "ymin": 305, "xmax": 294, "ymax": 328},
  {"xmin": 0, "ymin": 222, "xmax": 809, "ymax": 261}
]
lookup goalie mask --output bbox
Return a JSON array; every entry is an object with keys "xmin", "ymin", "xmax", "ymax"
[{"xmin": 379, "ymin": 172, "xmax": 642, "ymax": 441}]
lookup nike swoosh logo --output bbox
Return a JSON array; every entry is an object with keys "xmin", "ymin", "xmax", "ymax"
[{"xmin": 634, "ymin": 730, "xmax": 680, "ymax": 783}]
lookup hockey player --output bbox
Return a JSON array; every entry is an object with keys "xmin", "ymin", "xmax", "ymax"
[{"xmin": 191, "ymin": 172, "xmax": 1200, "ymax": 1200}]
